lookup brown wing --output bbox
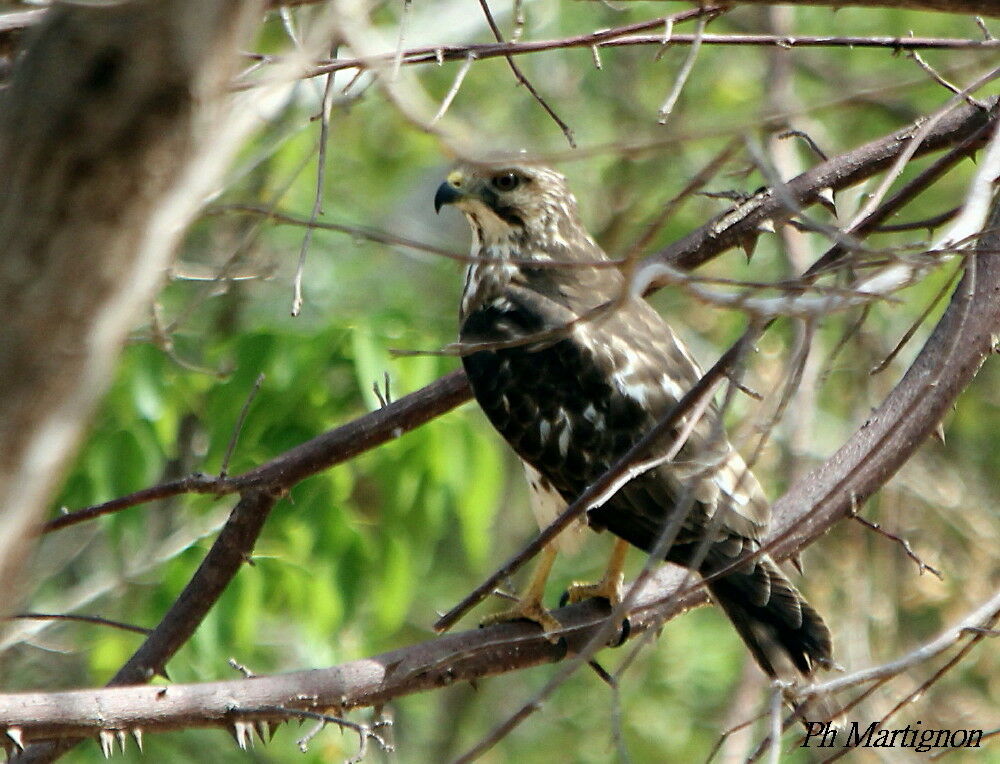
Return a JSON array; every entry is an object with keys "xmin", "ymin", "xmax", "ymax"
[
  {"xmin": 461, "ymin": 272, "xmax": 831, "ymax": 675},
  {"xmin": 460, "ymin": 275, "xmax": 769, "ymax": 554}
]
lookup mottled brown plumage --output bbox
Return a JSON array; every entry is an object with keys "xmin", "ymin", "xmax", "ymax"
[{"xmin": 435, "ymin": 162, "xmax": 832, "ymax": 677}]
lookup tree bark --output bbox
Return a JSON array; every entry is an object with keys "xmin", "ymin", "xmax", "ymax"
[{"xmin": 0, "ymin": 0, "xmax": 262, "ymax": 600}]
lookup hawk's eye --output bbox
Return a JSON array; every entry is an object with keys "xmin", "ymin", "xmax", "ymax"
[{"xmin": 492, "ymin": 171, "xmax": 521, "ymax": 192}]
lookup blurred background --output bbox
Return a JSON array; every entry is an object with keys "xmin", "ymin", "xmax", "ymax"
[{"xmin": 1, "ymin": 2, "xmax": 997, "ymax": 761}]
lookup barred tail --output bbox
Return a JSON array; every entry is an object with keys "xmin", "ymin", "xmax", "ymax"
[{"xmin": 706, "ymin": 555, "xmax": 833, "ymax": 679}]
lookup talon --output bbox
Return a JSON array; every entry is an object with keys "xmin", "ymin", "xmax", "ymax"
[
  {"xmin": 479, "ymin": 544, "xmax": 562, "ymax": 642},
  {"xmin": 564, "ymin": 576, "xmax": 624, "ymax": 607},
  {"xmin": 565, "ymin": 538, "xmax": 629, "ymax": 608},
  {"xmin": 612, "ymin": 617, "xmax": 631, "ymax": 647},
  {"xmin": 480, "ymin": 599, "xmax": 562, "ymax": 641}
]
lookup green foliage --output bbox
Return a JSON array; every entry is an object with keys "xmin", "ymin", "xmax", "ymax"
[{"xmin": 13, "ymin": 3, "xmax": 999, "ymax": 762}]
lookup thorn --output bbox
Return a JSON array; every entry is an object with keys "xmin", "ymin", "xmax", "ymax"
[
  {"xmin": 934, "ymin": 421, "xmax": 946, "ymax": 444},
  {"xmin": 254, "ymin": 720, "xmax": 269, "ymax": 744},
  {"xmin": 131, "ymin": 728, "xmax": 144, "ymax": 753},
  {"xmin": 6, "ymin": 727, "xmax": 24, "ymax": 751},
  {"xmin": 116, "ymin": 730, "xmax": 126, "ymax": 753},
  {"xmin": 739, "ymin": 233, "xmax": 760, "ymax": 261},
  {"xmin": 234, "ymin": 720, "xmax": 252, "ymax": 750},
  {"xmin": 756, "ymin": 218, "xmax": 776, "ymax": 234},
  {"xmin": 965, "ymin": 149, "xmax": 978, "ymax": 164},
  {"xmin": 788, "ymin": 553, "xmax": 804, "ymax": 575},
  {"xmin": 99, "ymin": 730, "xmax": 115, "ymax": 758},
  {"xmin": 267, "ymin": 721, "xmax": 280, "ymax": 741},
  {"xmin": 817, "ymin": 187, "xmax": 837, "ymax": 216}
]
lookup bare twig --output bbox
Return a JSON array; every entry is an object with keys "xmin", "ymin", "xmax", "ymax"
[
  {"xmin": 874, "ymin": 206, "xmax": 961, "ymax": 233},
  {"xmin": 797, "ymin": 588, "xmax": 1000, "ymax": 753},
  {"xmin": 41, "ymin": 474, "xmax": 233, "ymax": 535},
  {"xmin": 846, "ymin": 67, "xmax": 999, "ymax": 231},
  {"xmin": 213, "ymin": 203, "xmax": 620, "ymax": 269},
  {"xmin": 252, "ymin": 706, "xmax": 393, "ymax": 760},
  {"xmin": 227, "ymin": 658, "xmax": 256, "ymax": 678},
  {"xmin": 431, "ymin": 52, "xmax": 475, "ymax": 123},
  {"xmin": 287, "ymin": 34, "xmax": 1000, "ymax": 86},
  {"xmin": 851, "ymin": 515, "xmax": 944, "ymax": 579},
  {"xmin": 475, "ymin": 0, "xmax": 575, "ymax": 147},
  {"xmin": 6, "ymin": 613, "xmax": 150, "ymax": 636},
  {"xmin": 291, "ymin": 45, "xmax": 338, "ymax": 317},
  {"xmin": 777, "ymin": 128, "xmax": 829, "ymax": 161},
  {"xmin": 220, "ymin": 373, "xmax": 265, "ymax": 478},
  {"xmin": 869, "ymin": 264, "xmax": 961, "ymax": 375},
  {"xmin": 909, "ymin": 51, "xmax": 988, "ymax": 109},
  {"xmin": 657, "ymin": 16, "xmax": 707, "ymax": 124}
]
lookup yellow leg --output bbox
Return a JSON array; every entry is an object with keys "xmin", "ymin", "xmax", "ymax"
[
  {"xmin": 565, "ymin": 538, "xmax": 629, "ymax": 607},
  {"xmin": 481, "ymin": 543, "xmax": 562, "ymax": 637}
]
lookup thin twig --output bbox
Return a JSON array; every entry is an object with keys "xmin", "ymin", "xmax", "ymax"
[
  {"xmin": 909, "ymin": 50, "xmax": 987, "ymax": 109},
  {"xmin": 431, "ymin": 52, "xmax": 475, "ymax": 123},
  {"xmin": 6, "ymin": 613, "xmax": 150, "ymax": 636},
  {"xmin": 657, "ymin": 15, "xmax": 707, "ymax": 124},
  {"xmin": 475, "ymin": 0, "xmax": 576, "ymax": 147},
  {"xmin": 817, "ymin": 598, "xmax": 1000, "ymax": 764},
  {"xmin": 291, "ymin": 44, "xmax": 338, "ymax": 317},
  {"xmin": 283, "ymin": 33, "xmax": 1000, "ymax": 86},
  {"xmin": 846, "ymin": 67, "xmax": 999, "ymax": 231},
  {"xmin": 252, "ymin": 706, "xmax": 393, "ymax": 760},
  {"xmin": 874, "ymin": 206, "xmax": 961, "ymax": 233},
  {"xmin": 777, "ymin": 128, "xmax": 829, "ymax": 161},
  {"xmin": 41, "ymin": 473, "xmax": 234, "ymax": 534},
  {"xmin": 42, "ymin": 370, "xmax": 472, "ymax": 535},
  {"xmin": 220, "ymin": 373, "xmax": 265, "ymax": 479},
  {"xmin": 869, "ymin": 264, "xmax": 961, "ymax": 375},
  {"xmin": 228, "ymin": 658, "xmax": 256, "ymax": 678},
  {"xmin": 766, "ymin": 682, "xmax": 784, "ymax": 764},
  {"xmin": 213, "ymin": 203, "xmax": 621, "ymax": 268},
  {"xmin": 624, "ymin": 140, "xmax": 741, "ymax": 260},
  {"xmin": 799, "ymin": 588, "xmax": 1000, "ymax": 700},
  {"xmin": 390, "ymin": 0, "xmax": 412, "ymax": 81},
  {"xmin": 851, "ymin": 515, "xmax": 943, "ymax": 579}
]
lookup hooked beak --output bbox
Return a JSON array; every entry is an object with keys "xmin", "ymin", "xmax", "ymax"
[
  {"xmin": 434, "ymin": 181, "xmax": 464, "ymax": 213},
  {"xmin": 434, "ymin": 170, "xmax": 469, "ymax": 213}
]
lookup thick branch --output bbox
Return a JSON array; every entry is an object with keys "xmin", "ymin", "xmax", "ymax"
[
  {"xmin": 42, "ymin": 370, "xmax": 472, "ymax": 534},
  {"xmin": 654, "ymin": 95, "xmax": 998, "ymax": 275}
]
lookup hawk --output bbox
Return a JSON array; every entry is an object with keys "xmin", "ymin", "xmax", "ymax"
[{"xmin": 434, "ymin": 162, "xmax": 833, "ymax": 679}]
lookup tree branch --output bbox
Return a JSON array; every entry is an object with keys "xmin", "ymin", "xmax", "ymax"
[{"xmin": 652, "ymin": 94, "xmax": 998, "ymax": 276}]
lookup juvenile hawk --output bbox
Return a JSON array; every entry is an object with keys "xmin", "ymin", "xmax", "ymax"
[{"xmin": 435, "ymin": 162, "xmax": 832, "ymax": 678}]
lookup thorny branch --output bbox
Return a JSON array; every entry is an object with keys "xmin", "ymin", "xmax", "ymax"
[{"xmin": 282, "ymin": 33, "xmax": 998, "ymax": 86}]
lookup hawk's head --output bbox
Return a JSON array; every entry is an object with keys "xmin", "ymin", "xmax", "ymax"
[{"xmin": 434, "ymin": 163, "xmax": 588, "ymax": 254}]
